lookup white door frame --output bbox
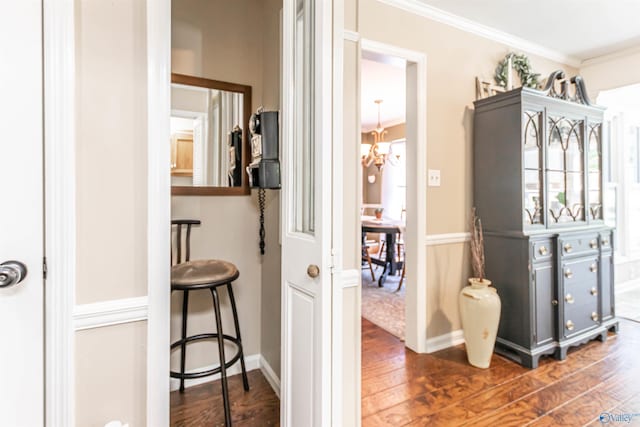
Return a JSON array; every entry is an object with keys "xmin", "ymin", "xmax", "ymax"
[
  {"xmin": 359, "ymin": 39, "xmax": 428, "ymax": 353},
  {"xmin": 145, "ymin": 0, "xmax": 172, "ymax": 425},
  {"xmin": 44, "ymin": 0, "xmax": 77, "ymax": 425}
]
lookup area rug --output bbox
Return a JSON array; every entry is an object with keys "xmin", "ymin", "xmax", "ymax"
[
  {"xmin": 361, "ymin": 270, "xmax": 405, "ymax": 340},
  {"xmin": 617, "ymin": 284, "xmax": 640, "ymax": 323}
]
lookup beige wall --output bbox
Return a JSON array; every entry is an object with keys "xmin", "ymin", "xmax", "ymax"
[
  {"xmin": 76, "ymin": 322, "xmax": 147, "ymax": 427},
  {"xmin": 74, "ymin": 0, "xmax": 149, "ymax": 424},
  {"xmin": 354, "ymin": 0, "xmax": 579, "ymax": 342},
  {"xmin": 75, "ymin": 0, "xmax": 148, "ymax": 305},
  {"xmin": 580, "ymin": 49, "xmax": 640, "ymax": 99},
  {"xmin": 171, "ymin": 0, "xmax": 282, "ymax": 376}
]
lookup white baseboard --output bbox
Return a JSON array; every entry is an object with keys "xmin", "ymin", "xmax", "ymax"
[
  {"xmin": 259, "ymin": 355, "xmax": 281, "ymax": 398},
  {"xmin": 169, "ymin": 354, "xmax": 260, "ymax": 392},
  {"xmin": 425, "ymin": 329, "xmax": 465, "ymax": 353}
]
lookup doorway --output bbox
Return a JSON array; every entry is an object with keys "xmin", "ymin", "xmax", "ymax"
[
  {"xmin": 168, "ymin": 0, "xmax": 282, "ymax": 425},
  {"xmin": 359, "ymin": 41, "xmax": 427, "ymax": 354},
  {"xmin": 597, "ymin": 84, "xmax": 640, "ymax": 323},
  {"xmin": 359, "ymin": 53, "xmax": 408, "ymax": 340}
]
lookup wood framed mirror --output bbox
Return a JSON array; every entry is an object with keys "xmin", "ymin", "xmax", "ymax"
[{"xmin": 171, "ymin": 73, "xmax": 252, "ymax": 196}]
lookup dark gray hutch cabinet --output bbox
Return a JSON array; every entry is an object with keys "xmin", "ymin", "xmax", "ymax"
[{"xmin": 473, "ymin": 85, "xmax": 618, "ymax": 368}]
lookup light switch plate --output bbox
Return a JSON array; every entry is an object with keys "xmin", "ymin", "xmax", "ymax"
[{"xmin": 428, "ymin": 169, "xmax": 441, "ymax": 187}]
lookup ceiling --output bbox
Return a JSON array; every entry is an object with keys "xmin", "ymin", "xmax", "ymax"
[
  {"xmin": 416, "ymin": 0, "xmax": 640, "ymax": 61},
  {"xmin": 361, "ymin": 58, "xmax": 406, "ymax": 131}
]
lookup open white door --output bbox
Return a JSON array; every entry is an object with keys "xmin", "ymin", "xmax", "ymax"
[
  {"xmin": 281, "ymin": 0, "xmax": 334, "ymax": 425},
  {"xmin": 0, "ymin": 2, "xmax": 44, "ymax": 426}
]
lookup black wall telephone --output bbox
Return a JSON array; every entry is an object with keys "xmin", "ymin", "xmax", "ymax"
[
  {"xmin": 246, "ymin": 108, "xmax": 280, "ymax": 189},
  {"xmin": 246, "ymin": 107, "xmax": 280, "ymax": 254}
]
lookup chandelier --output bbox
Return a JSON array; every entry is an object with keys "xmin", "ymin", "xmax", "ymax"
[{"xmin": 361, "ymin": 100, "xmax": 397, "ymax": 170}]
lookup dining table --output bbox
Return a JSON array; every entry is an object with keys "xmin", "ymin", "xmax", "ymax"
[{"xmin": 361, "ymin": 216, "xmax": 405, "ymax": 287}]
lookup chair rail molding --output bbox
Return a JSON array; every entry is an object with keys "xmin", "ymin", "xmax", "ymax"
[
  {"xmin": 44, "ymin": 0, "xmax": 76, "ymax": 425},
  {"xmin": 425, "ymin": 232, "xmax": 471, "ymax": 246},
  {"xmin": 343, "ymin": 30, "xmax": 360, "ymax": 42},
  {"xmin": 74, "ymin": 297, "xmax": 149, "ymax": 331},
  {"xmin": 375, "ymin": 0, "xmax": 581, "ymax": 68}
]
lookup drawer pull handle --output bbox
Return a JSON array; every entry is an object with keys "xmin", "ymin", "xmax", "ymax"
[
  {"xmin": 565, "ymin": 269, "xmax": 573, "ymax": 279},
  {"xmin": 566, "ymin": 320, "xmax": 575, "ymax": 331},
  {"xmin": 539, "ymin": 246, "xmax": 548, "ymax": 256},
  {"xmin": 590, "ymin": 239, "xmax": 598, "ymax": 249},
  {"xmin": 590, "ymin": 263, "xmax": 598, "ymax": 273},
  {"xmin": 564, "ymin": 243, "xmax": 573, "ymax": 253},
  {"xmin": 602, "ymin": 239, "xmax": 609, "ymax": 246},
  {"xmin": 565, "ymin": 294, "xmax": 575, "ymax": 304},
  {"xmin": 591, "ymin": 312, "xmax": 599, "ymax": 322},
  {"xmin": 552, "ymin": 299, "xmax": 558, "ymax": 306},
  {"xmin": 591, "ymin": 287, "xmax": 598, "ymax": 296}
]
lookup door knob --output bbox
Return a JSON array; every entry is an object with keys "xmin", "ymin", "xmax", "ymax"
[
  {"xmin": 0, "ymin": 260, "xmax": 28, "ymax": 289},
  {"xmin": 307, "ymin": 264, "xmax": 320, "ymax": 278}
]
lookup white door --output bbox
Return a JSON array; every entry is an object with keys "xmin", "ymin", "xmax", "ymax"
[
  {"xmin": 0, "ymin": 2, "xmax": 44, "ymax": 426},
  {"xmin": 281, "ymin": 0, "xmax": 334, "ymax": 425}
]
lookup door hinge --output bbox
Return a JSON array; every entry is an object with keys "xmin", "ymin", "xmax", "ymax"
[
  {"xmin": 330, "ymin": 248, "xmax": 340, "ymax": 273},
  {"xmin": 43, "ymin": 257, "xmax": 48, "ymax": 280}
]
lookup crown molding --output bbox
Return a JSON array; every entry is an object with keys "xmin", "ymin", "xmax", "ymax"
[
  {"xmin": 580, "ymin": 44, "xmax": 640, "ymax": 68},
  {"xmin": 375, "ymin": 0, "xmax": 582, "ymax": 68}
]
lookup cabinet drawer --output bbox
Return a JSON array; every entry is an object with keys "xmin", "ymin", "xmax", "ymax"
[
  {"xmin": 561, "ymin": 257, "xmax": 600, "ymax": 286},
  {"xmin": 558, "ymin": 234, "xmax": 600, "ymax": 257},
  {"xmin": 564, "ymin": 298, "xmax": 599, "ymax": 338},
  {"xmin": 531, "ymin": 239, "xmax": 553, "ymax": 262}
]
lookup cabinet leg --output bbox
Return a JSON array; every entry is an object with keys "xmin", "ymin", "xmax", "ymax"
[{"xmin": 555, "ymin": 346, "xmax": 568, "ymax": 361}]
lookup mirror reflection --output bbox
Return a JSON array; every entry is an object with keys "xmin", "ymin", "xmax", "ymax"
[{"xmin": 170, "ymin": 73, "xmax": 251, "ymax": 195}]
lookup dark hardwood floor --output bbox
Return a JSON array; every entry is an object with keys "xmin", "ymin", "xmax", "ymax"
[
  {"xmin": 362, "ymin": 317, "xmax": 640, "ymax": 426},
  {"xmin": 171, "ymin": 318, "xmax": 640, "ymax": 426},
  {"xmin": 170, "ymin": 370, "xmax": 279, "ymax": 426}
]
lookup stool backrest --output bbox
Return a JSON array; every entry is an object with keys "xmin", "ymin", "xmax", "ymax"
[{"xmin": 171, "ymin": 219, "xmax": 201, "ymax": 265}]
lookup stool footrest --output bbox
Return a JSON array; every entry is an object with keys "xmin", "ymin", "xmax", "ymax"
[{"xmin": 170, "ymin": 333, "xmax": 245, "ymax": 380}]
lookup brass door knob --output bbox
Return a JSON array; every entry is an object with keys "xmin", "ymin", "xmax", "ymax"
[
  {"xmin": 566, "ymin": 320, "xmax": 575, "ymax": 331},
  {"xmin": 565, "ymin": 269, "xmax": 573, "ymax": 279},
  {"xmin": 564, "ymin": 243, "xmax": 573, "ymax": 253},
  {"xmin": 591, "ymin": 287, "xmax": 598, "ymax": 296},
  {"xmin": 551, "ymin": 299, "xmax": 558, "ymax": 306},
  {"xmin": 539, "ymin": 246, "xmax": 548, "ymax": 256},
  {"xmin": 591, "ymin": 312, "xmax": 599, "ymax": 322},
  {"xmin": 590, "ymin": 239, "xmax": 598, "ymax": 249},
  {"xmin": 565, "ymin": 294, "xmax": 575, "ymax": 304},
  {"xmin": 602, "ymin": 239, "xmax": 609, "ymax": 246},
  {"xmin": 590, "ymin": 263, "xmax": 598, "ymax": 273},
  {"xmin": 307, "ymin": 264, "xmax": 320, "ymax": 278}
]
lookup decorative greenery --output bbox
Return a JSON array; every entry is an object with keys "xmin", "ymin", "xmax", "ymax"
[
  {"xmin": 374, "ymin": 208, "xmax": 384, "ymax": 214},
  {"xmin": 470, "ymin": 207, "xmax": 485, "ymax": 282},
  {"xmin": 494, "ymin": 52, "xmax": 540, "ymax": 89}
]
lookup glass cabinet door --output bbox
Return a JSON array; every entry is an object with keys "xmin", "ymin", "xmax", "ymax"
[
  {"xmin": 547, "ymin": 116, "xmax": 585, "ymax": 224},
  {"xmin": 587, "ymin": 122, "xmax": 603, "ymax": 221},
  {"xmin": 523, "ymin": 111, "xmax": 543, "ymax": 226}
]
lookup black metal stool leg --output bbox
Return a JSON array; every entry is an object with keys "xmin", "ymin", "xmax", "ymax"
[
  {"xmin": 211, "ymin": 287, "xmax": 232, "ymax": 427},
  {"xmin": 179, "ymin": 290, "xmax": 190, "ymax": 393},
  {"xmin": 227, "ymin": 283, "xmax": 249, "ymax": 391}
]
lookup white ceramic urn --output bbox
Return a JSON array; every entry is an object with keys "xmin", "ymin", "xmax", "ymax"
[{"xmin": 459, "ymin": 278, "xmax": 501, "ymax": 368}]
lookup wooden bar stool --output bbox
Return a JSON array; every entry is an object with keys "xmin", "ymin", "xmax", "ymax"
[{"xmin": 170, "ymin": 220, "xmax": 249, "ymax": 427}]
